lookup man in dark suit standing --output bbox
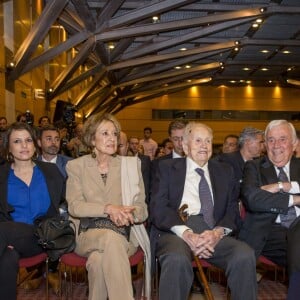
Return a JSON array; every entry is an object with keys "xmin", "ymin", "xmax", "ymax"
[
  {"xmin": 37, "ymin": 125, "xmax": 72, "ymax": 179},
  {"xmin": 239, "ymin": 120, "xmax": 300, "ymax": 300},
  {"xmin": 150, "ymin": 121, "xmax": 257, "ymax": 300}
]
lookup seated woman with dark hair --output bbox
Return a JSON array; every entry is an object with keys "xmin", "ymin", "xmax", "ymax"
[{"xmin": 0, "ymin": 122, "xmax": 65, "ymax": 300}]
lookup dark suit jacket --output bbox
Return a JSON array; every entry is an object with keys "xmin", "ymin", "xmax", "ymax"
[
  {"xmin": 150, "ymin": 157, "xmax": 239, "ymax": 252},
  {"xmin": 37, "ymin": 154, "xmax": 73, "ymax": 179},
  {"xmin": 217, "ymin": 151, "xmax": 245, "ymax": 184},
  {"xmin": 150, "ymin": 152, "xmax": 175, "ymax": 197},
  {"xmin": 239, "ymin": 156, "xmax": 300, "ymax": 257},
  {"xmin": 137, "ymin": 153, "xmax": 151, "ymax": 204},
  {"xmin": 0, "ymin": 160, "xmax": 65, "ymax": 222}
]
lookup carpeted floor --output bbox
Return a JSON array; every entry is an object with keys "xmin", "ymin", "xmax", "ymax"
[{"xmin": 17, "ymin": 276, "xmax": 287, "ymax": 300}]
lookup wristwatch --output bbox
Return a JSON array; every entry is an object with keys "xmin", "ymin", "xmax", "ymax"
[{"xmin": 278, "ymin": 181, "xmax": 284, "ymax": 193}]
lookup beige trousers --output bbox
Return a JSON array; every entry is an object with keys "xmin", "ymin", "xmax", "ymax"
[{"xmin": 76, "ymin": 228, "xmax": 135, "ymax": 300}]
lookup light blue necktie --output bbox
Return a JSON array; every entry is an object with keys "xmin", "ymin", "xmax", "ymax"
[{"xmin": 195, "ymin": 168, "xmax": 215, "ymax": 228}]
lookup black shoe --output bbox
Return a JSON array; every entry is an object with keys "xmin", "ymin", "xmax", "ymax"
[{"xmin": 191, "ymin": 280, "xmax": 204, "ymax": 294}]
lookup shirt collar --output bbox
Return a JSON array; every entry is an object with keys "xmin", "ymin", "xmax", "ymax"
[
  {"xmin": 42, "ymin": 155, "xmax": 57, "ymax": 164},
  {"xmin": 186, "ymin": 157, "xmax": 209, "ymax": 174}
]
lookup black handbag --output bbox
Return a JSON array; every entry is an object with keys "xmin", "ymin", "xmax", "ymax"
[{"xmin": 35, "ymin": 216, "xmax": 76, "ymax": 261}]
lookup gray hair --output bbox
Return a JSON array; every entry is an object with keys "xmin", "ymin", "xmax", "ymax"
[
  {"xmin": 265, "ymin": 120, "xmax": 297, "ymax": 143},
  {"xmin": 239, "ymin": 127, "xmax": 264, "ymax": 147}
]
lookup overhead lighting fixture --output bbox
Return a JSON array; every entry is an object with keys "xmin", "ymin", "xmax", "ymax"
[
  {"xmin": 234, "ymin": 40, "xmax": 240, "ymax": 45},
  {"xmin": 287, "ymin": 67, "xmax": 294, "ymax": 71},
  {"xmin": 152, "ymin": 16, "xmax": 160, "ymax": 23},
  {"xmin": 282, "ymin": 50, "xmax": 291, "ymax": 54},
  {"xmin": 256, "ymin": 18, "xmax": 263, "ymax": 23},
  {"xmin": 252, "ymin": 23, "xmax": 259, "ymax": 28},
  {"xmin": 174, "ymin": 66, "xmax": 181, "ymax": 69},
  {"xmin": 260, "ymin": 7, "xmax": 266, "ymax": 13},
  {"xmin": 246, "ymin": 80, "xmax": 251, "ymax": 84},
  {"xmin": 287, "ymin": 78, "xmax": 300, "ymax": 86},
  {"xmin": 185, "ymin": 65, "xmax": 191, "ymax": 69},
  {"xmin": 268, "ymin": 80, "xmax": 273, "ymax": 83},
  {"xmin": 108, "ymin": 43, "xmax": 115, "ymax": 50},
  {"xmin": 234, "ymin": 47, "xmax": 239, "ymax": 52},
  {"xmin": 230, "ymin": 80, "xmax": 236, "ymax": 83},
  {"xmin": 261, "ymin": 67, "xmax": 269, "ymax": 71},
  {"xmin": 243, "ymin": 67, "xmax": 250, "ymax": 71},
  {"xmin": 180, "ymin": 47, "xmax": 187, "ymax": 51},
  {"xmin": 261, "ymin": 50, "xmax": 269, "ymax": 53}
]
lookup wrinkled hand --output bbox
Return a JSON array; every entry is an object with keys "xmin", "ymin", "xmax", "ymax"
[
  {"xmin": 104, "ymin": 204, "xmax": 136, "ymax": 227},
  {"xmin": 182, "ymin": 229, "xmax": 222, "ymax": 259}
]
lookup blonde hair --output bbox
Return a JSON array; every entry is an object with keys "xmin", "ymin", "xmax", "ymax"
[{"xmin": 83, "ymin": 113, "xmax": 121, "ymax": 148}]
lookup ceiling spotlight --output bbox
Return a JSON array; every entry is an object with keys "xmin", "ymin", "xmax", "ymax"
[
  {"xmin": 268, "ymin": 80, "xmax": 272, "ymax": 83},
  {"xmin": 282, "ymin": 50, "xmax": 291, "ymax": 54},
  {"xmin": 260, "ymin": 7, "xmax": 266, "ymax": 13},
  {"xmin": 256, "ymin": 18, "xmax": 263, "ymax": 23},
  {"xmin": 261, "ymin": 67, "xmax": 269, "ymax": 71},
  {"xmin": 252, "ymin": 23, "xmax": 259, "ymax": 28},
  {"xmin": 108, "ymin": 43, "xmax": 115, "ymax": 50},
  {"xmin": 152, "ymin": 15, "xmax": 160, "ymax": 23},
  {"xmin": 234, "ymin": 47, "xmax": 239, "ymax": 52},
  {"xmin": 234, "ymin": 40, "xmax": 240, "ymax": 45},
  {"xmin": 261, "ymin": 50, "xmax": 269, "ymax": 53},
  {"xmin": 174, "ymin": 66, "xmax": 181, "ymax": 69},
  {"xmin": 48, "ymin": 88, "xmax": 53, "ymax": 93},
  {"xmin": 243, "ymin": 67, "xmax": 250, "ymax": 71},
  {"xmin": 180, "ymin": 47, "xmax": 187, "ymax": 51},
  {"xmin": 185, "ymin": 65, "xmax": 191, "ymax": 69}
]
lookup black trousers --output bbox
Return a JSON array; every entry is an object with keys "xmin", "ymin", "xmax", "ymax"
[
  {"xmin": 261, "ymin": 218, "xmax": 300, "ymax": 275},
  {"xmin": 155, "ymin": 215, "xmax": 257, "ymax": 300},
  {"xmin": 0, "ymin": 221, "xmax": 43, "ymax": 300}
]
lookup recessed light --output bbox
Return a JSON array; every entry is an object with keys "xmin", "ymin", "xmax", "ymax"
[
  {"xmin": 252, "ymin": 23, "xmax": 259, "ymax": 28},
  {"xmin": 180, "ymin": 47, "xmax": 187, "ymax": 51},
  {"xmin": 261, "ymin": 50, "xmax": 269, "ymax": 53},
  {"xmin": 261, "ymin": 68, "xmax": 269, "ymax": 71},
  {"xmin": 230, "ymin": 80, "xmax": 236, "ymax": 83},
  {"xmin": 185, "ymin": 65, "xmax": 191, "ymax": 69},
  {"xmin": 175, "ymin": 66, "xmax": 181, "ymax": 69},
  {"xmin": 243, "ymin": 67, "xmax": 250, "ymax": 71},
  {"xmin": 282, "ymin": 50, "xmax": 291, "ymax": 54},
  {"xmin": 256, "ymin": 18, "xmax": 263, "ymax": 23}
]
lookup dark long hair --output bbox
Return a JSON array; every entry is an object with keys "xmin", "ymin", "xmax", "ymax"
[{"xmin": 4, "ymin": 122, "xmax": 38, "ymax": 162}]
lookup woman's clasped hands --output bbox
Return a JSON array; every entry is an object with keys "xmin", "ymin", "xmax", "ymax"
[{"xmin": 104, "ymin": 204, "xmax": 136, "ymax": 227}]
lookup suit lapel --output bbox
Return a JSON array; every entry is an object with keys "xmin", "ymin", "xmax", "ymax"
[{"xmin": 171, "ymin": 158, "xmax": 186, "ymax": 208}]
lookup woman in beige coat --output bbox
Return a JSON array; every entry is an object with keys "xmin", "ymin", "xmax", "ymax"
[{"xmin": 66, "ymin": 113, "xmax": 149, "ymax": 300}]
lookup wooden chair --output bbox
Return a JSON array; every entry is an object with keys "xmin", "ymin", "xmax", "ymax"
[{"xmin": 18, "ymin": 252, "xmax": 49, "ymax": 300}]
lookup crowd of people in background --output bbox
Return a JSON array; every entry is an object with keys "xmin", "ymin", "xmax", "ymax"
[{"xmin": 0, "ymin": 110, "xmax": 300, "ymax": 300}]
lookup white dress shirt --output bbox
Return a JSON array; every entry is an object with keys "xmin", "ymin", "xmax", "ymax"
[{"xmin": 171, "ymin": 157, "xmax": 214, "ymax": 237}]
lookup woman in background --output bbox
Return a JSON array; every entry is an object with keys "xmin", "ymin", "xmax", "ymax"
[
  {"xmin": 0, "ymin": 122, "xmax": 65, "ymax": 300},
  {"xmin": 66, "ymin": 113, "xmax": 150, "ymax": 300}
]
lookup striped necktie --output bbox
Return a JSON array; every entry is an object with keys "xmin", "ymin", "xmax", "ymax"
[{"xmin": 195, "ymin": 168, "xmax": 215, "ymax": 228}]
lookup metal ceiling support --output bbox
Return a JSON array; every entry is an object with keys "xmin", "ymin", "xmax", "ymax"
[
  {"xmin": 117, "ymin": 62, "xmax": 220, "ymax": 88},
  {"xmin": 54, "ymin": 64, "xmax": 103, "ymax": 95},
  {"xmin": 9, "ymin": 0, "xmax": 69, "ymax": 80},
  {"xmin": 48, "ymin": 37, "xmax": 96, "ymax": 100},
  {"xmin": 122, "ymin": 49, "xmax": 228, "ymax": 83},
  {"xmin": 20, "ymin": 31, "xmax": 90, "ymax": 76},
  {"xmin": 108, "ymin": 41, "xmax": 235, "ymax": 71},
  {"xmin": 121, "ymin": 17, "xmax": 256, "ymax": 60},
  {"xmin": 74, "ymin": 69, "xmax": 107, "ymax": 107},
  {"xmin": 70, "ymin": 0, "xmax": 96, "ymax": 31},
  {"xmin": 95, "ymin": 7, "xmax": 265, "ymax": 42},
  {"xmin": 108, "ymin": 0, "xmax": 198, "ymax": 28}
]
